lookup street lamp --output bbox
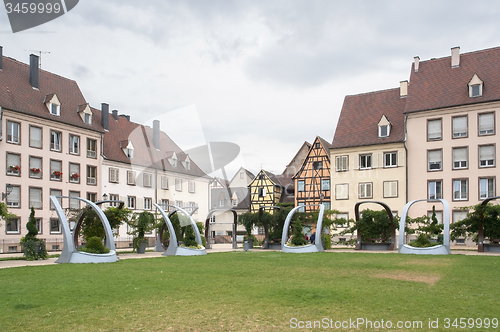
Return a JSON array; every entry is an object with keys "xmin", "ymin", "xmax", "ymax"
[
  {"xmin": 320, "ymin": 193, "xmax": 325, "ymax": 204},
  {"xmin": 102, "ymin": 193, "xmax": 108, "ymax": 200},
  {"xmin": 2, "ymin": 184, "xmax": 13, "ymax": 201}
]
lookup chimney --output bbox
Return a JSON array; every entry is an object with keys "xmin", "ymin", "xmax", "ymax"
[
  {"xmin": 400, "ymin": 80, "xmax": 408, "ymax": 98},
  {"xmin": 119, "ymin": 114, "xmax": 130, "ymax": 121},
  {"xmin": 0, "ymin": 46, "xmax": 3, "ymax": 70},
  {"xmin": 414, "ymin": 56, "xmax": 419, "ymax": 72},
  {"xmin": 29, "ymin": 54, "xmax": 39, "ymax": 89},
  {"xmin": 153, "ymin": 120, "xmax": 160, "ymax": 149},
  {"xmin": 112, "ymin": 110, "xmax": 118, "ymax": 120},
  {"xmin": 451, "ymin": 46, "xmax": 460, "ymax": 68},
  {"xmin": 101, "ymin": 103, "xmax": 109, "ymax": 130}
]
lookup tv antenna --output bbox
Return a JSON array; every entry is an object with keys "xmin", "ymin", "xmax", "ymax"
[{"xmin": 24, "ymin": 50, "xmax": 51, "ymax": 68}]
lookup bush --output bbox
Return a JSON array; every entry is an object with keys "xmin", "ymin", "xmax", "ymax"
[
  {"xmin": 183, "ymin": 225, "xmax": 198, "ymax": 247},
  {"xmin": 290, "ymin": 219, "xmax": 308, "ymax": 246},
  {"xmin": 79, "ymin": 236, "xmax": 110, "ymax": 254},
  {"xmin": 21, "ymin": 207, "xmax": 47, "ymax": 260},
  {"xmin": 408, "ymin": 233, "xmax": 440, "ymax": 248},
  {"xmin": 321, "ymin": 234, "xmax": 332, "ymax": 249}
]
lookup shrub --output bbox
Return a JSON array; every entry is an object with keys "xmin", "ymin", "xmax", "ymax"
[
  {"xmin": 183, "ymin": 225, "xmax": 198, "ymax": 247},
  {"xmin": 21, "ymin": 208, "xmax": 47, "ymax": 260},
  {"xmin": 290, "ymin": 219, "xmax": 308, "ymax": 246},
  {"xmin": 79, "ymin": 236, "xmax": 110, "ymax": 254},
  {"xmin": 321, "ymin": 234, "xmax": 332, "ymax": 249}
]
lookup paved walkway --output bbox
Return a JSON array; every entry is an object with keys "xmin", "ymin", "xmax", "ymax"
[{"xmin": 0, "ymin": 244, "xmax": 498, "ymax": 269}]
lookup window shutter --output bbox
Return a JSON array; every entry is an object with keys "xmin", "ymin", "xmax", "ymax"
[
  {"xmin": 30, "ymin": 126, "xmax": 42, "ymax": 147},
  {"xmin": 7, "ymin": 153, "xmax": 20, "ymax": 166},
  {"xmin": 367, "ymin": 183, "xmax": 372, "ymax": 197},
  {"xmin": 127, "ymin": 171, "xmax": 136, "ymax": 185},
  {"xmin": 30, "ymin": 188, "xmax": 42, "ymax": 208},
  {"xmin": 30, "ymin": 157, "xmax": 42, "ymax": 169},
  {"xmin": 453, "ymin": 116, "xmax": 467, "ymax": 136},
  {"xmin": 428, "ymin": 150, "xmax": 441, "ymax": 163},
  {"xmin": 397, "ymin": 151, "xmax": 404, "ymax": 167},
  {"xmin": 428, "ymin": 119, "xmax": 441, "ymax": 139},
  {"xmin": 162, "ymin": 176, "xmax": 168, "ymax": 189},
  {"xmin": 480, "ymin": 145, "xmax": 495, "ymax": 160},
  {"xmin": 453, "ymin": 148, "xmax": 467, "ymax": 162},
  {"xmin": 9, "ymin": 187, "xmax": 20, "ymax": 205},
  {"xmin": 372, "ymin": 153, "xmax": 379, "ymax": 168},
  {"xmin": 479, "ymin": 113, "xmax": 494, "ymax": 134},
  {"xmin": 70, "ymin": 163, "xmax": 79, "ymax": 175},
  {"xmin": 51, "ymin": 160, "xmax": 61, "ymax": 172}
]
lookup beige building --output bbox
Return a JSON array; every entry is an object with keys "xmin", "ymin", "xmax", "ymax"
[
  {"xmin": 406, "ymin": 46, "xmax": 500, "ymax": 236},
  {"xmin": 330, "ymin": 86, "xmax": 408, "ymax": 239}
]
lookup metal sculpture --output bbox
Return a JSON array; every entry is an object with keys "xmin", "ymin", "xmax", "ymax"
[
  {"xmin": 281, "ymin": 204, "xmax": 325, "ymax": 253},
  {"xmin": 154, "ymin": 206, "xmax": 198, "ymax": 252},
  {"xmin": 204, "ymin": 208, "xmax": 238, "ymax": 249},
  {"xmin": 154, "ymin": 203, "xmax": 207, "ymax": 256},
  {"xmin": 49, "ymin": 196, "xmax": 118, "ymax": 263},
  {"xmin": 398, "ymin": 199, "xmax": 450, "ymax": 255},
  {"xmin": 354, "ymin": 201, "xmax": 396, "ymax": 250}
]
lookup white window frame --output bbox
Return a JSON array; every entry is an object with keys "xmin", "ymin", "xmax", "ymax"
[
  {"xmin": 479, "ymin": 177, "xmax": 495, "ymax": 200},
  {"xmin": 6, "ymin": 185, "xmax": 21, "ymax": 208},
  {"xmin": 29, "ymin": 125, "xmax": 42, "ymax": 148},
  {"xmin": 50, "ymin": 130, "xmax": 62, "ymax": 151},
  {"xmin": 469, "ymin": 83, "xmax": 482, "ymax": 98},
  {"xmin": 50, "ymin": 189, "xmax": 62, "ymax": 209},
  {"xmin": 335, "ymin": 155, "xmax": 348, "ymax": 172},
  {"xmin": 427, "ymin": 118, "xmax": 442, "ymax": 141},
  {"xmin": 50, "ymin": 103, "xmax": 60, "ymax": 116},
  {"xmin": 384, "ymin": 152, "xmax": 397, "ymax": 168},
  {"xmin": 452, "ymin": 147, "xmax": 468, "ymax": 169},
  {"xmin": 358, "ymin": 182, "xmax": 373, "ymax": 199},
  {"xmin": 6, "ymin": 153, "xmax": 21, "ymax": 176},
  {"xmin": 109, "ymin": 168, "xmax": 119, "ymax": 183},
  {"xmin": 359, "ymin": 154, "xmax": 372, "ymax": 170},
  {"xmin": 6, "ymin": 218, "xmax": 20, "ymax": 234},
  {"xmin": 453, "ymin": 179, "xmax": 468, "ymax": 201},
  {"xmin": 50, "ymin": 159, "xmax": 62, "ymax": 181},
  {"xmin": 144, "ymin": 197, "xmax": 152, "ymax": 210},
  {"xmin": 6, "ymin": 121, "xmax": 20, "ymax": 144},
  {"xmin": 478, "ymin": 112, "xmax": 495, "ymax": 135},
  {"xmin": 50, "ymin": 218, "xmax": 61, "ymax": 234},
  {"xmin": 379, "ymin": 124, "xmax": 389, "ymax": 138},
  {"xmin": 127, "ymin": 170, "xmax": 136, "ymax": 185},
  {"xmin": 452, "ymin": 115, "xmax": 468, "ymax": 138},
  {"xmin": 383, "ymin": 181, "xmax": 398, "ymax": 198},
  {"xmin": 321, "ymin": 179, "xmax": 330, "ymax": 191},
  {"xmin": 428, "ymin": 149, "xmax": 442, "ymax": 171},
  {"xmin": 87, "ymin": 138, "xmax": 97, "ymax": 158},
  {"xmin": 161, "ymin": 176, "xmax": 169, "ymax": 190},
  {"xmin": 143, "ymin": 173, "xmax": 152, "ymax": 187},
  {"xmin": 127, "ymin": 196, "xmax": 136, "ymax": 209},
  {"xmin": 109, "ymin": 194, "xmax": 119, "ymax": 207},
  {"xmin": 29, "ymin": 156, "xmax": 42, "ymax": 179},
  {"xmin": 69, "ymin": 135, "xmax": 80, "ymax": 155},
  {"xmin": 69, "ymin": 163, "xmax": 80, "ymax": 183},
  {"xmin": 189, "ymin": 181, "xmax": 195, "ymax": 193},
  {"xmin": 87, "ymin": 165, "xmax": 97, "ymax": 185},
  {"xmin": 335, "ymin": 184, "xmax": 349, "ymax": 200},
  {"xmin": 297, "ymin": 180, "xmax": 305, "ymax": 192},
  {"xmin": 479, "ymin": 145, "xmax": 495, "ymax": 167},
  {"xmin": 175, "ymin": 178, "xmax": 182, "ymax": 191},
  {"xmin": 428, "ymin": 180, "xmax": 443, "ymax": 200}
]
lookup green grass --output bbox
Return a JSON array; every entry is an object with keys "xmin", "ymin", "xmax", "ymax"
[{"xmin": 0, "ymin": 252, "xmax": 499, "ymax": 331}]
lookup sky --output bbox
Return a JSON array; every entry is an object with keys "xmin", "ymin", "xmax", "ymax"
[{"xmin": 1, "ymin": 0, "xmax": 500, "ymax": 180}]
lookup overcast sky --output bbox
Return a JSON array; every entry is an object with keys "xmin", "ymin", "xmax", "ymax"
[{"xmin": 2, "ymin": 1, "xmax": 500, "ymax": 180}]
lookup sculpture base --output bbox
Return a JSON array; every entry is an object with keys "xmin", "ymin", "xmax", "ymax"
[
  {"xmin": 162, "ymin": 246, "xmax": 207, "ymax": 256},
  {"xmin": 399, "ymin": 244, "xmax": 450, "ymax": 255},
  {"xmin": 56, "ymin": 250, "xmax": 119, "ymax": 264},
  {"xmin": 281, "ymin": 244, "xmax": 321, "ymax": 253}
]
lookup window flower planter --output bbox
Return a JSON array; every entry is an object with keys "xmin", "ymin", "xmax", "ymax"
[
  {"xmin": 9, "ymin": 165, "xmax": 20, "ymax": 171},
  {"xmin": 70, "ymin": 173, "xmax": 80, "ymax": 179},
  {"xmin": 53, "ymin": 171, "xmax": 63, "ymax": 177},
  {"xmin": 31, "ymin": 168, "xmax": 41, "ymax": 173}
]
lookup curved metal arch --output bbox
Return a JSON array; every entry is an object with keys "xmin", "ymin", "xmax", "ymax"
[
  {"xmin": 49, "ymin": 196, "xmax": 118, "ymax": 263},
  {"xmin": 354, "ymin": 201, "xmax": 396, "ymax": 250},
  {"xmin": 155, "ymin": 208, "xmax": 198, "ymax": 252},
  {"xmin": 398, "ymin": 199, "xmax": 450, "ymax": 255},
  {"xmin": 154, "ymin": 203, "xmax": 206, "ymax": 256},
  {"xmin": 478, "ymin": 196, "xmax": 500, "ymax": 252},
  {"xmin": 204, "ymin": 208, "xmax": 238, "ymax": 249},
  {"xmin": 281, "ymin": 204, "xmax": 325, "ymax": 253}
]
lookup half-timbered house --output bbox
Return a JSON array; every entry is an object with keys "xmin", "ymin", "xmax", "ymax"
[{"xmin": 248, "ymin": 170, "xmax": 283, "ymax": 213}]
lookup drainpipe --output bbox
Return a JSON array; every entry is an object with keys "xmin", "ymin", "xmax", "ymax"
[{"xmin": 404, "ymin": 113, "xmax": 409, "ymax": 204}]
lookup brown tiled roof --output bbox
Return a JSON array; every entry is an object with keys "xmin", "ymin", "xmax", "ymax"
[
  {"xmin": 0, "ymin": 56, "xmax": 103, "ymax": 133},
  {"xmin": 405, "ymin": 46, "xmax": 500, "ymax": 113},
  {"xmin": 98, "ymin": 109, "xmax": 209, "ymax": 178},
  {"xmin": 277, "ymin": 174, "xmax": 294, "ymax": 203},
  {"xmin": 331, "ymin": 88, "xmax": 406, "ymax": 149}
]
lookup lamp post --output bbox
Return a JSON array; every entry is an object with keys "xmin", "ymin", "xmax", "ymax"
[
  {"xmin": 2, "ymin": 184, "xmax": 13, "ymax": 201},
  {"xmin": 102, "ymin": 193, "xmax": 108, "ymax": 201},
  {"xmin": 320, "ymin": 193, "xmax": 324, "ymax": 204}
]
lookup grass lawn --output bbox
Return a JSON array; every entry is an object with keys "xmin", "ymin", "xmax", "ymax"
[{"xmin": 0, "ymin": 251, "xmax": 499, "ymax": 331}]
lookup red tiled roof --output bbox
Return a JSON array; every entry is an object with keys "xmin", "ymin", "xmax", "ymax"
[
  {"xmin": 0, "ymin": 56, "xmax": 103, "ymax": 132},
  {"xmin": 98, "ymin": 109, "xmax": 208, "ymax": 178},
  {"xmin": 405, "ymin": 46, "xmax": 500, "ymax": 113},
  {"xmin": 331, "ymin": 88, "xmax": 406, "ymax": 149}
]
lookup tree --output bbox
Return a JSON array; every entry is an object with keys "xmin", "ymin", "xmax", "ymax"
[
  {"xmin": 80, "ymin": 206, "xmax": 131, "ymax": 241},
  {"xmin": 0, "ymin": 202, "xmax": 15, "ymax": 228},
  {"xmin": 290, "ymin": 219, "xmax": 308, "ymax": 246},
  {"xmin": 451, "ymin": 203, "xmax": 500, "ymax": 243},
  {"xmin": 20, "ymin": 207, "xmax": 47, "ymax": 260}
]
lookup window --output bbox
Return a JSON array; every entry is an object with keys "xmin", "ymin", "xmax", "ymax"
[
  {"xmin": 127, "ymin": 170, "xmax": 136, "ymax": 185},
  {"xmin": 379, "ymin": 125, "xmax": 389, "ymax": 138},
  {"xmin": 161, "ymin": 199, "xmax": 169, "ymax": 211},
  {"xmin": 50, "ymin": 130, "xmax": 62, "ymax": 151},
  {"xmin": 315, "ymin": 143, "xmax": 320, "ymax": 149},
  {"xmin": 336, "ymin": 213, "xmax": 349, "ymax": 228},
  {"xmin": 321, "ymin": 179, "xmax": 330, "ymax": 191},
  {"xmin": 175, "ymin": 179, "xmax": 182, "ymax": 191},
  {"xmin": 87, "ymin": 138, "xmax": 97, "ymax": 158},
  {"xmin": 189, "ymin": 202, "xmax": 197, "ymax": 214},
  {"xmin": 232, "ymin": 199, "xmax": 238, "ymax": 207},
  {"xmin": 143, "ymin": 173, "xmax": 152, "ymax": 187},
  {"xmin": 427, "ymin": 119, "xmax": 442, "ymax": 141},
  {"xmin": 219, "ymin": 198, "xmax": 225, "ymax": 207},
  {"xmin": 359, "ymin": 154, "xmax": 372, "ymax": 170},
  {"xmin": 29, "ymin": 187, "xmax": 42, "ymax": 209},
  {"xmin": 478, "ymin": 112, "xmax": 495, "ymax": 135},
  {"xmin": 6, "ymin": 185, "xmax": 20, "ymax": 208},
  {"xmin": 428, "ymin": 210, "xmax": 443, "ymax": 224},
  {"xmin": 384, "ymin": 152, "xmax": 397, "ymax": 167},
  {"xmin": 240, "ymin": 172, "xmax": 244, "ymax": 179},
  {"xmin": 428, "ymin": 180, "xmax": 442, "ymax": 200},
  {"xmin": 6, "ymin": 218, "xmax": 20, "ymax": 234},
  {"xmin": 189, "ymin": 181, "xmax": 195, "ymax": 193},
  {"xmin": 109, "ymin": 168, "xmax": 119, "ymax": 183},
  {"xmin": 323, "ymin": 202, "xmax": 331, "ymax": 210},
  {"xmin": 109, "ymin": 194, "xmax": 119, "ymax": 207},
  {"xmin": 176, "ymin": 200, "xmax": 183, "ymax": 208},
  {"xmin": 6, "ymin": 153, "xmax": 21, "ymax": 175},
  {"xmin": 185, "ymin": 160, "xmax": 190, "ymax": 170},
  {"xmin": 50, "ymin": 189, "xmax": 62, "ymax": 209},
  {"xmin": 127, "ymin": 196, "xmax": 136, "ymax": 209},
  {"xmin": 84, "ymin": 113, "xmax": 92, "ymax": 125},
  {"xmin": 87, "ymin": 165, "xmax": 97, "ymax": 185},
  {"xmin": 428, "ymin": 150, "xmax": 442, "ymax": 171},
  {"xmin": 452, "ymin": 116, "xmax": 467, "ymax": 138},
  {"xmin": 297, "ymin": 180, "xmax": 305, "ymax": 192},
  {"xmin": 453, "ymin": 210, "xmax": 468, "ymax": 224},
  {"xmin": 144, "ymin": 198, "xmax": 152, "ymax": 210},
  {"xmin": 298, "ymin": 202, "xmax": 305, "ymax": 212},
  {"xmin": 479, "ymin": 145, "xmax": 495, "ymax": 167},
  {"xmin": 29, "ymin": 156, "xmax": 42, "ymax": 178},
  {"xmin": 453, "ymin": 179, "xmax": 468, "ymax": 201},
  {"xmin": 50, "ymin": 103, "xmax": 60, "ymax": 116},
  {"xmin": 69, "ymin": 163, "xmax": 80, "ymax": 183},
  {"xmin": 335, "ymin": 184, "xmax": 349, "ymax": 200},
  {"xmin": 69, "ymin": 191, "xmax": 80, "ymax": 210},
  {"xmin": 35, "ymin": 218, "xmax": 42, "ymax": 234},
  {"xmin": 29, "ymin": 125, "xmax": 42, "ymax": 148},
  {"xmin": 383, "ymin": 181, "xmax": 398, "ymax": 198},
  {"xmin": 161, "ymin": 176, "xmax": 169, "ymax": 189},
  {"xmin": 452, "ymin": 147, "xmax": 468, "ymax": 169},
  {"xmin": 50, "ymin": 218, "xmax": 61, "ymax": 234},
  {"xmin": 471, "ymin": 84, "xmax": 481, "ymax": 97},
  {"xmin": 335, "ymin": 156, "xmax": 348, "ymax": 172},
  {"xmin": 258, "ymin": 187, "xmax": 267, "ymax": 197},
  {"xmin": 480, "ymin": 178, "xmax": 495, "ymax": 199},
  {"xmin": 86, "ymin": 192, "xmax": 97, "ymax": 203},
  {"xmin": 69, "ymin": 135, "xmax": 80, "ymax": 155},
  {"xmin": 313, "ymin": 161, "xmax": 323, "ymax": 170},
  {"xmin": 6, "ymin": 121, "xmax": 20, "ymax": 144},
  {"xmin": 50, "ymin": 159, "xmax": 62, "ymax": 180},
  {"xmin": 358, "ymin": 182, "xmax": 373, "ymax": 199}
]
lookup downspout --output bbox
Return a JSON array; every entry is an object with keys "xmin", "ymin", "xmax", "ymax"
[
  {"xmin": 0, "ymin": 107, "xmax": 3, "ymax": 141},
  {"xmin": 404, "ymin": 113, "xmax": 409, "ymax": 204}
]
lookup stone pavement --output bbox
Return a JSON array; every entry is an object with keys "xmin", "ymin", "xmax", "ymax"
[{"xmin": 0, "ymin": 244, "xmax": 497, "ymax": 269}]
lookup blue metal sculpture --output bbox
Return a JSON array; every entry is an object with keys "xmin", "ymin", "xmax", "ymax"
[
  {"xmin": 154, "ymin": 203, "xmax": 207, "ymax": 256},
  {"xmin": 49, "ymin": 196, "xmax": 118, "ymax": 263},
  {"xmin": 281, "ymin": 204, "xmax": 325, "ymax": 253},
  {"xmin": 398, "ymin": 199, "xmax": 450, "ymax": 255}
]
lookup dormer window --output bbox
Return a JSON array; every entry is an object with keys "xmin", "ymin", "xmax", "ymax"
[
  {"xmin": 378, "ymin": 115, "xmax": 392, "ymax": 138},
  {"xmin": 77, "ymin": 104, "xmax": 92, "ymax": 125},
  {"xmin": 169, "ymin": 152, "xmax": 178, "ymax": 167},
  {"xmin": 120, "ymin": 140, "xmax": 134, "ymax": 159},
  {"xmin": 183, "ymin": 155, "xmax": 191, "ymax": 170},
  {"xmin": 44, "ymin": 93, "xmax": 61, "ymax": 116},
  {"xmin": 468, "ymin": 73, "xmax": 483, "ymax": 98}
]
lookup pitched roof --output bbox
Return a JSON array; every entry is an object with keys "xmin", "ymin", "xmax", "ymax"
[
  {"xmin": 331, "ymin": 88, "xmax": 406, "ymax": 149},
  {"xmin": 405, "ymin": 46, "xmax": 500, "ymax": 113},
  {"xmin": 0, "ymin": 56, "xmax": 103, "ymax": 133},
  {"xmin": 98, "ymin": 109, "xmax": 208, "ymax": 178}
]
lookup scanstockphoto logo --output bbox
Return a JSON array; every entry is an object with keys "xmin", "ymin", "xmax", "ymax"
[{"xmin": 4, "ymin": 0, "xmax": 79, "ymax": 33}]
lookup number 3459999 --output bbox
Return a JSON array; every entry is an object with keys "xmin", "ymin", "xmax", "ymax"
[
  {"xmin": 444, "ymin": 318, "xmax": 498, "ymax": 329},
  {"xmin": 5, "ymin": 2, "xmax": 62, "ymax": 14}
]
